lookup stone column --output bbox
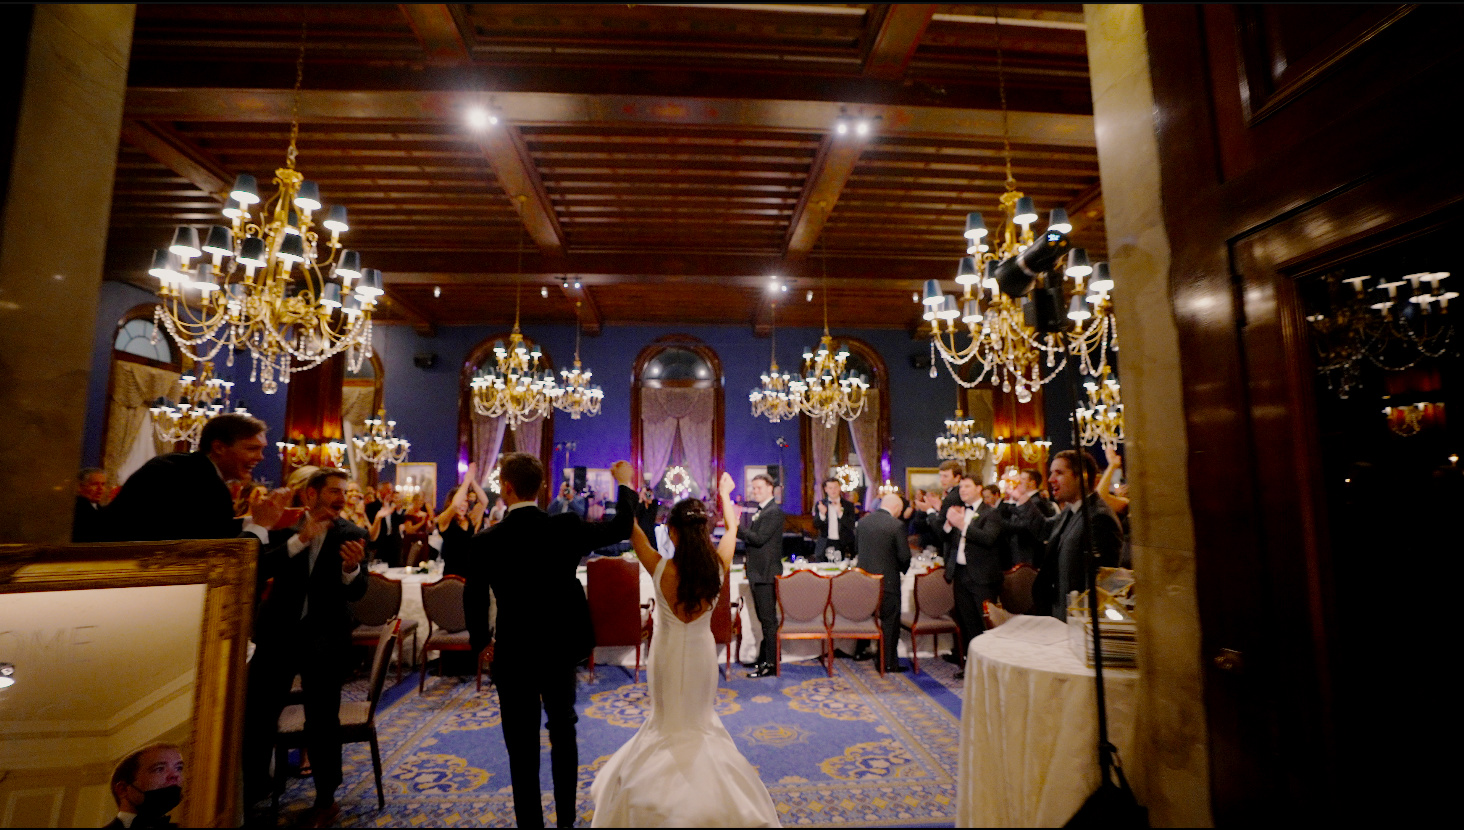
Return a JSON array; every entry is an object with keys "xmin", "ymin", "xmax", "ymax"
[
  {"xmin": 1084, "ymin": 5, "xmax": 1212, "ymax": 825},
  {"xmin": 0, "ymin": 6, "xmax": 135, "ymax": 542}
]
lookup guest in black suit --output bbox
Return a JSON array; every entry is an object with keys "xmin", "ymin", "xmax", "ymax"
[
  {"xmin": 241, "ymin": 468, "xmax": 369, "ymax": 828},
  {"xmin": 914, "ymin": 460, "xmax": 965, "ymax": 560},
  {"xmin": 935, "ymin": 476, "xmax": 1007, "ymax": 677},
  {"xmin": 854, "ymin": 493, "xmax": 913, "ymax": 671},
  {"xmin": 105, "ymin": 742, "xmax": 183, "ymax": 829},
  {"xmin": 1005, "ymin": 468, "xmax": 1058, "ymax": 566},
  {"xmin": 738, "ymin": 474, "xmax": 785, "ymax": 678},
  {"xmin": 73, "ymin": 467, "xmax": 109, "ymax": 542},
  {"xmin": 812, "ymin": 477, "xmax": 858, "ymax": 562},
  {"xmin": 464, "ymin": 453, "xmax": 635, "ymax": 829},
  {"xmin": 635, "ymin": 486, "xmax": 659, "ymax": 542},
  {"xmin": 1033, "ymin": 450, "xmax": 1124, "ymax": 621},
  {"xmin": 364, "ymin": 481, "xmax": 406, "ymax": 567},
  {"xmin": 104, "ymin": 413, "xmax": 281, "ymax": 544}
]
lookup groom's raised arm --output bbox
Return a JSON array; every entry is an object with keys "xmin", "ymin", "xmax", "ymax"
[{"xmin": 567, "ymin": 460, "xmax": 637, "ymax": 555}]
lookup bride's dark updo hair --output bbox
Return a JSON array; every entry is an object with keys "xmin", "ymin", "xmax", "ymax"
[{"xmin": 667, "ymin": 498, "xmax": 723, "ymax": 615}]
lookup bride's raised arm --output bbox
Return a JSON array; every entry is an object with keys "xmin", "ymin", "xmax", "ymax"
[
  {"xmin": 628, "ymin": 513, "xmax": 663, "ymax": 575},
  {"xmin": 716, "ymin": 472, "xmax": 738, "ymax": 571}
]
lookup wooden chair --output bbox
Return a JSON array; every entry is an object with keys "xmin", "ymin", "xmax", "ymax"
[
  {"xmin": 983, "ymin": 599, "xmax": 1014, "ymax": 629},
  {"xmin": 586, "ymin": 556, "xmax": 654, "ymax": 681},
  {"xmin": 709, "ymin": 572, "xmax": 744, "ymax": 679},
  {"xmin": 419, "ymin": 576, "xmax": 490, "ymax": 693},
  {"xmin": 274, "ymin": 619, "xmax": 399, "ymax": 813},
  {"xmin": 829, "ymin": 568, "xmax": 887, "ymax": 676},
  {"xmin": 349, "ymin": 572, "xmax": 419, "ymax": 682},
  {"xmin": 900, "ymin": 566, "xmax": 960, "ymax": 674},
  {"xmin": 774, "ymin": 569, "xmax": 833, "ymax": 677},
  {"xmin": 1000, "ymin": 562, "xmax": 1039, "ymax": 615}
]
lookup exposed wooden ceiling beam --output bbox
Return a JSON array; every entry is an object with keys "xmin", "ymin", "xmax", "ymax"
[
  {"xmin": 560, "ymin": 283, "xmax": 602, "ymax": 337},
  {"xmin": 862, "ymin": 4, "xmax": 937, "ymax": 80},
  {"xmin": 380, "ymin": 285, "xmax": 437, "ymax": 337},
  {"xmin": 477, "ymin": 124, "xmax": 566, "ymax": 254},
  {"xmin": 118, "ymin": 119, "xmax": 232, "ymax": 199},
  {"xmin": 784, "ymin": 136, "xmax": 863, "ymax": 257},
  {"xmin": 124, "ymin": 89, "xmax": 1096, "ymax": 146},
  {"xmin": 398, "ymin": 4, "xmax": 471, "ymax": 65}
]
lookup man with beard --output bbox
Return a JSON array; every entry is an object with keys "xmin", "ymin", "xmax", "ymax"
[{"xmin": 241, "ymin": 468, "xmax": 368, "ymax": 828}]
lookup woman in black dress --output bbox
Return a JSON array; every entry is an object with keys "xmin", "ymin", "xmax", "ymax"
[{"xmin": 436, "ymin": 461, "xmax": 489, "ymax": 577}]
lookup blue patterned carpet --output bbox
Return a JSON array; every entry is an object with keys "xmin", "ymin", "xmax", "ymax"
[{"xmin": 271, "ymin": 656, "xmax": 966, "ymax": 827}]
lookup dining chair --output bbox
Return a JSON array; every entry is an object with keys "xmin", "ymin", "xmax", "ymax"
[
  {"xmin": 829, "ymin": 568, "xmax": 886, "ymax": 676},
  {"xmin": 349, "ymin": 572, "xmax": 419, "ymax": 682},
  {"xmin": 774, "ymin": 569, "xmax": 833, "ymax": 677},
  {"xmin": 585, "ymin": 556, "xmax": 654, "ymax": 681},
  {"xmin": 709, "ymin": 572, "xmax": 744, "ymax": 679},
  {"xmin": 419, "ymin": 575, "xmax": 489, "ymax": 693},
  {"xmin": 901, "ymin": 566, "xmax": 960, "ymax": 674}
]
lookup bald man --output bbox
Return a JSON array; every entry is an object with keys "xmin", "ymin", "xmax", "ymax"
[{"xmin": 854, "ymin": 493, "xmax": 914, "ymax": 672}]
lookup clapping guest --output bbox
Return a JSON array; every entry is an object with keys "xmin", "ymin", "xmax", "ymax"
[
  {"xmin": 73, "ymin": 467, "xmax": 109, "ymax": 542},
  {"xmin": 1006, "ymin": 468, "xmax": 1058, "ymax": 567},
  {"xmin": 1032, "ymin": 450, "xmax": 1124, "ymax": 620},
  {"xmin": 365, "ymin": 482, "xmax": 405, "ymax": 567},
  {"xmin": 934, "ymin": 476, "xmax": 1007, "ymax": 678},
  {"xmin": 106, "ymin": 742, "xmax": 183, "ymax": 829},
  {"xmin": 438, "ymin": 463, "xmax": 489, "ymax": 577},
  {"xmin": 812, "ymin": 477, "xmax": 858, "ymax": 562},
  {"xmin": 234, "ymin": 482, "xmax": 267, "ymax": 520},
  {"xmin": 242, "ymin": 468, "xmax": 368, "ymax": 827},
  {"xmin": 340, "ymin": 480, "xmax": 370, "ymax": 528}
]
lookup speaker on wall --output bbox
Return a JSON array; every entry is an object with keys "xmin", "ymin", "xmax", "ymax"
[{"xmin": 413, "ymin": 351, "xmax": 437, "ymax": 369}]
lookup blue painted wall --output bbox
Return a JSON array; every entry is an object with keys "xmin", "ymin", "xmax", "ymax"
[{"xmin": 83, "ymin": 291, "xmax": 1084, "ymax": 510}]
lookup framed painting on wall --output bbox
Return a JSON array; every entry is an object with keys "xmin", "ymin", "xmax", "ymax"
[
  {"xmin": 906, "ymin": 467, "xmax": 941, "ymax": 503},
  {"xmin": 744, "ymin": 464, "xmax": 783, "ymax": 503},
  {"xmin": 396, "ymin": 462, "xmax": 437, "ymax": 510}
]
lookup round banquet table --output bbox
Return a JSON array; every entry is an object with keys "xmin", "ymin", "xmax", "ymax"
[{"xmin": 955, "ymin": 614, "xmax": 1139, "ymax": 827}]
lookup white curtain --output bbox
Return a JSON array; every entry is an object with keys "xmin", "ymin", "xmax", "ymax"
[
  {"xmin": 810, "ymin": 418, "xmax": 837, "ymax": 495},
  {"xmin": 642, "ymin": 387, "xmax": 715, "ymax": 492},
  {"xmin": 104, "ymin": 360, "xmax": 180, "ymax": 482},
  {"xmin": 516, "ymin": 415, "xmax": 545, "ymax": 472},
  {"xmin": 341, "ymin": 384, "xmax": 376, "ymax": 483},
  {"xmin": 118, "ymin": 409, "xmax": 160, "ymax": 484},
  {"xmin": 472, "ymin": 411, "xmax": 508, "ymax": 487},
  {"xmin": 848, "ymin": 391, "xmax": 882, "ymax": 510}
]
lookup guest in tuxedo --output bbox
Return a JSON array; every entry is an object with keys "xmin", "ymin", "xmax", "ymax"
[
  {"xmin": 635, "ymin": 487, "xmax": 659, "ymax": 542},
  {"xmin": 548, "ymin": 481, "xmax": 575, "ymax": 516},
  {"xmin": 106, "ymin": 742, "xmax": 183, "ymax": 829},
  {"xmin": 1033, "ymin": 450, "xmax": 1124, "ymax": 620},
  {"xmin": 365, "ymin": 481, "xmax": 405, "ymax": 567},
  {"xmin": 104, "ymin": 413, "xmax": 280, "ymax": 544},
  {"xmin": 936, "ymin": 476, "xmax": 1007, "ymax": 678},
  {"xmin": 854, "ymin": 493, "xmax": 913, "ymax": 672},
  {"xmin": 914, "ymin": 460, "xmax": 965, "ymax": 559},
  {"xmin": 1006, "ymin": 468, "xmax": 1058, "ymax": 566},
  {"xmin": 464, "ymin": 453, "xmax": 635, "ymax": 829},
  {"xmin": 241, "ymin": 468, "xmax": 368, "ymax": 828},
  {"xmin": 812, "ymin": 477, "xmax": 858, "ymax": 562},
  {"xmin": 738, "ymin": 474, "xmax": 785, "ymax": 678},
  {"xmin": 73, "ymin": 467, "xmax": 109, "ymax": 542}
]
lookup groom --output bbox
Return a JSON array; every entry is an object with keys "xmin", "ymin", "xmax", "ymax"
[{"xmin": 464, "ymin": 452, "xmax": 636, "ymax": 828}]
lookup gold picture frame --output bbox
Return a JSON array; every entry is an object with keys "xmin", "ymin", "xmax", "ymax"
[
  {"xmin": 395, "ymin": 461, "xmax": 438, "ymax": 510},
  {"xmin": 0, "ymin": 539, "xmax": 256, "ymax": 828},
  {"xmin": 906, "ymin": 467, "xmax": 942, "ymax": 502}
]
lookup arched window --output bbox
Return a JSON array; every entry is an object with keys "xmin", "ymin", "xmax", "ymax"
[
  {"xmin": 342, "ymin": 353, "xmax": 385, "ymax": 486},
  {"xmin": 457, "ymin": 333, "xmax": 555, "ymax": 506},
  {"xmin": 102, "ymin": 305, "xmax": 183, "ymax": 486},
  {"xmin": 632, "ymin": 335, "xmax": 724, "ymax": 500},
  {"xmin": 800, "ymin": 338, "xmax": 891, "ymax": 510}
]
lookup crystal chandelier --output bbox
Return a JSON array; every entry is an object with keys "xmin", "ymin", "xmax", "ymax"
[
  {"xmin": 935, "ymin": 391, "xmax": 991, "ymax": 463},
  {"xmin": 551, "ymin": 301, "xmax": 603, "ymax": 420},
  {"xmin": 799, "ymin": 257, "xmax": 870, "ymax": 428},
  {"xmin": 1305, "ymin": 271, "xmax": 1455, "ymax": 398},
  {"xmin": 993, "ymin": 436, "xmax": 1052, "ymax": 464},
  {"xmin": 351, "ymin": 409, "xmax": 411, "ymax": 471},
  {"xmin": 277, "ymin": 437, "xmax": 347, "ymax": 469},
  {"xmin": 147, "ymin": 27, "xmax": 375, "ymax": 394},
  {"xmin": 749, "ymin": 301, "xmax": 803, "ymax": 423},
  {"xmin": 471, "ymin": 256, "xmax": 558, "ymax": 430},
  {"xmin": 149, "ymin": 362, "xmax": 247, "ymax": 451},
  {"xmin": 1064, "ymin": 260, "xmax": 1120, "ymax": 377},
  {"xmin": 1074, "ymin": 367, "xmax": 1125, "ymax": 450},
  {"xmin": 918, "ymin": 9, "xmax": 1075, "ymax": 404}
]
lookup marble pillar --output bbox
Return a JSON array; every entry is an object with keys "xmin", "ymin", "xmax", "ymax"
[
  {"xmin": 0, "ymin": 6, "xmax": 136, "ymax": 542},
  {"xmin": 1084, "ymin": 5, "xmax": 1213, "ymax": 826}
]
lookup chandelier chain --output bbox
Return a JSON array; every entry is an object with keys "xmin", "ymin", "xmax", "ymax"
[
  {"xmin": 287, "ymin": 18, "xmax": 306, "ymax": 170},
  {"xmin": 994, "ymin": 9, "xmax": 1014, "ymax": 191}
]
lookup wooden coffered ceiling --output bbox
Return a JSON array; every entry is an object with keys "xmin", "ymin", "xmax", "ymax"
[{"xmin": 107, "ymin": 3, "xmax": 1104, "ymax": 335}]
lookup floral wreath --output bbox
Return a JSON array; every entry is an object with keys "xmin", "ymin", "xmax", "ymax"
[
  {"xmin": 484, "ymin": 467, "xmax": 500, "ymax": 494},
  {"xmin": 662, "ymin": 465, "xmax": 694, "ymax": 499},
  {"xmin": 834, "ymin": 464, "xmax": 861, "ymax": 493}
]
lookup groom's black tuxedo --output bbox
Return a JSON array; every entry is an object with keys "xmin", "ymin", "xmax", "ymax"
[
  {"xmin": 737, "ymin": 499, "xmax": 785, "ymax": 666},
  {"xmin": 464, "ymin": 484, "xmax": 635, "ymax": 829}
]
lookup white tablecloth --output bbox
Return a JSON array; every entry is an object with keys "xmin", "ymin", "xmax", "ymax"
[
  {"xmin": 380, "ymin": 567, "xmax": 439, "ymax": 665},
  {"xmin": 955, "ymin": 615, "xmax": 1139, "ymax": 827}
]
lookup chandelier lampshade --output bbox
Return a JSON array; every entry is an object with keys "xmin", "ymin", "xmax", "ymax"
[{"xmin": 351, "ymin": 409, "xmax": 411, "ymax": 471}]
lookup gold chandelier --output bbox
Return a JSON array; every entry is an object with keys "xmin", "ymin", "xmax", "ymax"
[
  {"xmin": 551, "ymin": 301, "xmax": 603, "ymax": 420},
  {"xmin": 750, "ymin": 300, "xmax": 803, "ymax": 423},
  {"xmin": 1075, "ymin": 366, "xmax": 1125, "ymax": 450},
  {"xmin": 935, "ymin": 390, "xmax": 991, "ymax": 463},
  {"xmin": 148, "ymin": 26, "xmax": 374, "ymax": 394},
  {"xmin": 471, "ymin": 263, "xmax": 557, "ymax": 430},
  {"xmin": 351, "ymin": 409, "xmax": 411, "ymax": 471},
  {"xmin": 150, "ymin": 362, "xmax": 246, "ymax": 451},
  {"xmin": 800, "ymin": 256, "xmax": 870, "ymax": 428}
]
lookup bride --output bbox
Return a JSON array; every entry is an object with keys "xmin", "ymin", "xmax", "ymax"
[{"xmin": 589, "ymin": 472, "xmax": 780, "ymax": 827}]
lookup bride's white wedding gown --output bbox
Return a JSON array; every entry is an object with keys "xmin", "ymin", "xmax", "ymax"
[{"xmin": 589, "ymin": 558, "xmax": 781, "ymax": 827}]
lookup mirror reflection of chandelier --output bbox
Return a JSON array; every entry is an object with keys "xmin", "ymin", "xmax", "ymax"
[
  {"xmin": 1305, "ymin": 271, "xmax": 1455, "ymax": 398},
  {"xmin": 351, "ymin": 409, "xmax": 411, "ymax": 471},
  {"xmin": 551, "ymin": 301, "xmax": 604, "ymax": 420},
  {"xmin": 147, "ymin": 27, "xmax": 376, "ymax": 394},
  {"xmin": 150, "ymin": 362, "xmax": 247, "ymax": 451},
  {"xmin": 749, "ymin": 302, "xmax": 803, "ymax": 423},
  {"xmin": 1075, "ymin": 367, "xmax": 1125, "ymax": 450}
]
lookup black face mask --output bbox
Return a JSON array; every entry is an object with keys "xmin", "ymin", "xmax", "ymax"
[{"xmin": 131, "ymin": 783, "xmax": 182, "ymax": 820}]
